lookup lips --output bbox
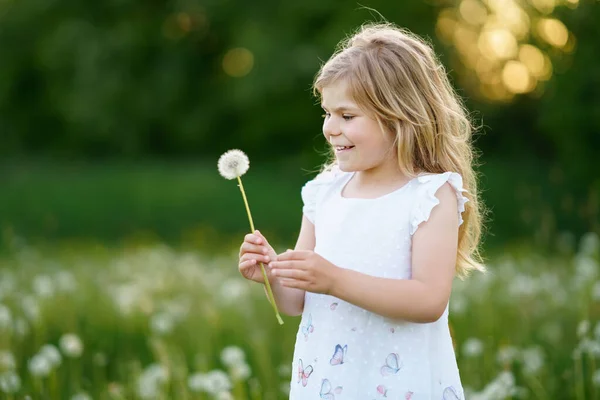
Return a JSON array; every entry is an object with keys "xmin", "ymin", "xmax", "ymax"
[{"xmin": 334, "ymin": 145, "xmax": 355, "ymax": 152}]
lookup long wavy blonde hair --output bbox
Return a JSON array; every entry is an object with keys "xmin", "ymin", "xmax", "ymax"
[{"xmin": 313, "ymin": 23, "xmax": 486, "ymax": 277}]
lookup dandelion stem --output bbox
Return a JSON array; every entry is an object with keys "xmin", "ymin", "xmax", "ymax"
[{"xmin": 237, "ymin": 176, "xmax": 284, "ymax": 325}]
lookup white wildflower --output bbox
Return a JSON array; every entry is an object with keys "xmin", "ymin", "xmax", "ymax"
[
  {"xmin": 203, "ymin": 370, "xmax": 231, "ymax": 394},
  {"xmin": 21, "ymin": 296, "xmax": 40, "ymax": 321},
  {"xmin": 32, "ymin": 275, "xmax": 55, "ymax": 298},
  {"xmin": 216, "ymin": 392, "xmax": 234, "ymax": 400},
  {"xmin": 71, "ymin": 392, "xmax": 92, "ymax": 400},
  {"xmin": 595, "ymin": 322, "xmax": 600, "ymax": 340},
  {"xmin": 578, "ymin": 320, "xmax": 590, "ymax": 338},
  {"xmin": 522, "ymin": 346, "xmax": 545, "ymax": 375},
  {"xmin": 219, "ymin": 279, "xmax": 249, "ymax": 304},
  {"xmin": 137, "ymin": 364, "xmax": 169, "ymax": 399},
  {"xmin": 59, "ymin": 334, "xmax": 83, "ymax": 358},
  {"xmin": 593, "ymin": 281, "xmax": 600, "ymax": 302},
  {"xmin": 593, "ymin": 369, "xmax": 600, "ymax": 387},
  {"xmin": 221, "ymin": 346, "xmax": 246, "ymax": 368},
  {"xmin": 449, "ymin": 295, "xmax": 467, "ymax": 315},
  {"xmin": 28, "ymin": 354, "xmax": 51, "ymax": 378},
  {"xmin": 497, "ymin": 346, "xmax": 519, "ymax": 366},
  {"xmin": 40, "ymin": 344, "xmax": 62, "ymax": 368},
  {"xmin": 55, "ymin": 271, "xmax": 77, "ymax": 292},
  {"xmin": 143, "ymin": 364, "xmax": 169, "ymax": 385},
  {"xmin": 218, "ymin": 149, "xmax": 250, "ymax": 180},
  {"xmin": 580, "ymin": 232, "xmax": 600, "ymax": 256},
  {"xmin": 280, "ymin": 382, "xmax": 291, "ymax": 395},
  {"xmin": 477, "ymin": 371, "xmax": 516, "ymax": 399},
  {"xmin": 508, "ymin": 274, "xmax": 538, "ymax": 297},
  {"xmin": 188, "ymin": 372, "xmax": 209, "ymax": 393},
  {"xmin": 150, "ymin": 313, "xmax": 175, "ymax": 336},
  {"xmin": 14, "ymin": 318, "xmax": 29, "ymax": 338},
  {"xmin": 278, "ymin": 363, "xmax": 292, "ymax": 377},
  {"xmin": 0, "ymin": 351, "xmax": 16, "ymax": 370},
  {"xmin": 462, "ymin": 338, "xmax": 484, "ymax": 358},
  {"xmin": 0, "ymin": 305, "xmax": 12, "ymax": 330},
  {"xmin": 230, "ymin": 363, "xmax": 251, "ymax": 381},
  {"xmin": 574, "ymin": 256, "xmax": 598, "ymax": 287},
  {"xmin": 0, "ymin": 371, "xmax": 21, "ymax": 393}
]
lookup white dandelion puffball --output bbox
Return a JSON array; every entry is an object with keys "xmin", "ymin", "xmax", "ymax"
[
  {"xmin": 218, "ymin": 149, "xmax": 250, "ymax": 180},
  {"xmin": 59, "ymin": 333, "xmax": 84, "ymax": 358}
]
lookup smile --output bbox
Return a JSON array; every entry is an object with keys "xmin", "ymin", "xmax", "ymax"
[{"xmin": 335, "ymin": 146, "xmax": 355, "ymax": 152}]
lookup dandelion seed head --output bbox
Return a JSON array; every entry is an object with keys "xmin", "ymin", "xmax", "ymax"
[
  {"xmin": 0, "ymin": 351, "xmax": 16, "ymax": 371},
  {"xmin": 203, "ymin": 370, "xmax": 231, "ymax": 394},
  {"xmin": 522, "ymin": 346, "xmax": 545, "ymax": 376},
  {"xmin": 216, "ymin": 392, "xmax": 234, "ymax": 400},
  {"xmin": 220, "ymin": 346, "xmax": 246, "ymax": 367},
  {"xmin": 28, "ymin": 354, "xmax": 51, "ymax": 377},
  {"xmin": 59, "ymin": 333, "xmax": 84, "ymax": 358},
  {"xmin": 578, "ymin": 320, "xmax": 590, "ymax": 338},
  {"xmin": 71, "ymin": 392, "xmax": 92, "ymax": 400},
  {"xmin": 0, "ymin": 304, "xmax": 12, "ymax": 330},
  {"xmin": 188, "ymin": 372, "xmax": 209, "ymax": 393},
  {"xmin": 0, "ymin": 371, "xmax": 20, "ymax": 393},
  {"xmin": 150, "ymin": 313, "xmax": 175, "ymax": 336},
  {"xmin": 230, "ymin": 363, "xmax": 251, "ymax": 381},
  {"xmin": 218, "ymin": 150, "xmax": 250, "ymax": 180},
  {"xmin": 593, "ymin": 369, "xmax": 600, "ymax": 387},
  {"xmin": 462, "ymin": 337, "xmax": 484, "ymax": 358},
  {"xmin": 40, "ymin": 344, "xmax": 62, "ymax": 368}
]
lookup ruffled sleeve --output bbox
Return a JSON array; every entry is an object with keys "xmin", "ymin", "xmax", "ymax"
[
  {"xmin": 409, "ymin": 172, "xmax": 469, "ymax": 236},
  {"xmin": 301, "ymin": 165, "xmax": 340, "ymax": 224}
]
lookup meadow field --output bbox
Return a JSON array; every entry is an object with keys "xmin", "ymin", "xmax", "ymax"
[{"xmin": 0, "ymin": 230, "xmax": 598, "ymax": 399}]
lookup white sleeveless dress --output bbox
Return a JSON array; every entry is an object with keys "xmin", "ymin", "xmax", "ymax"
[{"xmin": 289, "ymin": 166, "xmax": 467, "ymax": 400}]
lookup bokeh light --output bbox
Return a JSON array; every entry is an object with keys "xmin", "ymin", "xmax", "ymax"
[
  {"xmin": 437, "ymin": 0, "xmax": 576, "ymax": 101},
  {"xmin": 537, "ymin": 18, "xmax": 569, "ymax": 48},
  {"xmin": 222, "ymin": 48, "xmax": 254, "ymax": 78},
  {"xmin": 478, "ymin": 28, "xmax": 518, "ymax": 60},
  {"xmin": 502, "ymin": 60, "xmax": 533, "ymax": 94}
]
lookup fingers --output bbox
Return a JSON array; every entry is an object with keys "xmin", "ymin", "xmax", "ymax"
[
  {"xmin": 276, "ymin": 250, "xmax": 308, "ymax": 261},
  {"xmin": 271, "ymin": 268, "xmax": 307, "ymax": 280},
  {"xmin": 240, "ymin": 231, "xmax": 270, "ymax": 258},
  {"xmin": 244, "ymin": 233, "xmax": 263, "ymax": 245},
  {"xmin": 269, "ymin": 260, "xmax": 304, "ymax": 270},
  {"xmin": 240, "ymin": 241, "xmax": 268, "ymax": 256},
  {"xmin": 240, "ymin": 252, "xmax": 271, "ymax": 265}
]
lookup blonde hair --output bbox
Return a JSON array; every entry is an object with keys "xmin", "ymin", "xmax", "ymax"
[{"xmin": 313, "ymin": 22, "xmax": 486, "ymax": 277}]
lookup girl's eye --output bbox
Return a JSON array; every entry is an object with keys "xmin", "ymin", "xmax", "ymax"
[{"xmin": 343, "ymin": 115, "xmax": 354, "ymax": 121}]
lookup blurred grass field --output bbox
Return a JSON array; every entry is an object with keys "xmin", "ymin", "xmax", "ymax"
[
  {"xmin": 0, "ymin": 160, "xmax": 599, "ymax": 399},
  {"xmin": 1, "ymin": 158, "xmax": 598, "ymax": 254},
  {"xmin": 0, "ymin": 232, "xmax": 598, "ymax": 399}
]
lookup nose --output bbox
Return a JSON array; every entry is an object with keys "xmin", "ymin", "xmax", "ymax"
[{"xmin": 323, "ymin": 115, "xmax": 341, "ymax": 141}]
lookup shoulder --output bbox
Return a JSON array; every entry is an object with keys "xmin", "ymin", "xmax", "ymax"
[{"xmin": 410, "ymin": 172, "xmax": 468, "ymax": 235}]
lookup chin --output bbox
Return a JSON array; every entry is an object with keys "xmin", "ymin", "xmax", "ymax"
[{"xmin": 336, "ymin": 163, "xmax": 355, "ymax": 172}]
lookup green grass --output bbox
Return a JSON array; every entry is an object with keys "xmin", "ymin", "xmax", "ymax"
[
  {"xmin": 1, "ymin": 158, "xmax": 598, "ymax": 257},
  {"xmin": 0, "ymin": 233, "xmax": 598, "ymax": 399},
  {"xmin": 0, "ymin": 159, "xmax": 317, "ymax": 255}
]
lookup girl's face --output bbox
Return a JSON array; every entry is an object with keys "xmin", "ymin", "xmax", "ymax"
[{"xmin": 321, "ymin": 80, "xmax": 397, "ymax": 174}]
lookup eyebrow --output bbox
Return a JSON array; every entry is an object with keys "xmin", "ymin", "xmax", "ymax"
[{"xmin": 321, "ymin": 104, "xmax": 359, "ymax": 113}]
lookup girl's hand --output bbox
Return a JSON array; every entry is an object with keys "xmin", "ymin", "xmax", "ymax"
[
  {"xmin": 238, "ymin": 230, "xmax": 277, "ymax": 284},
  {"xmin": 269, "ymin": 250, "xmax": 338, "ymax": 295}
]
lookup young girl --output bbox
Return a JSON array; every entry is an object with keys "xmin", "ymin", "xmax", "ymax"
[{"xmin": 238, "ymin": 22, "xmax": 484, "ymax": 399}]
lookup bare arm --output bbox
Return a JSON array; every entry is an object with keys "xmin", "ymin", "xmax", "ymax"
[
  {"xmin": 267, "ymin": 215, "xmax": 314, "ymax": 316},
  {"xmin": 330, "ymin": 184, "xmax": 459, "ymax": 323}
]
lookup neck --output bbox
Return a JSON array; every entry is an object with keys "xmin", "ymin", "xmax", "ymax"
[{"xmin": 354, "ymin": 158, "xmax": 407, "ymax": 187}]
